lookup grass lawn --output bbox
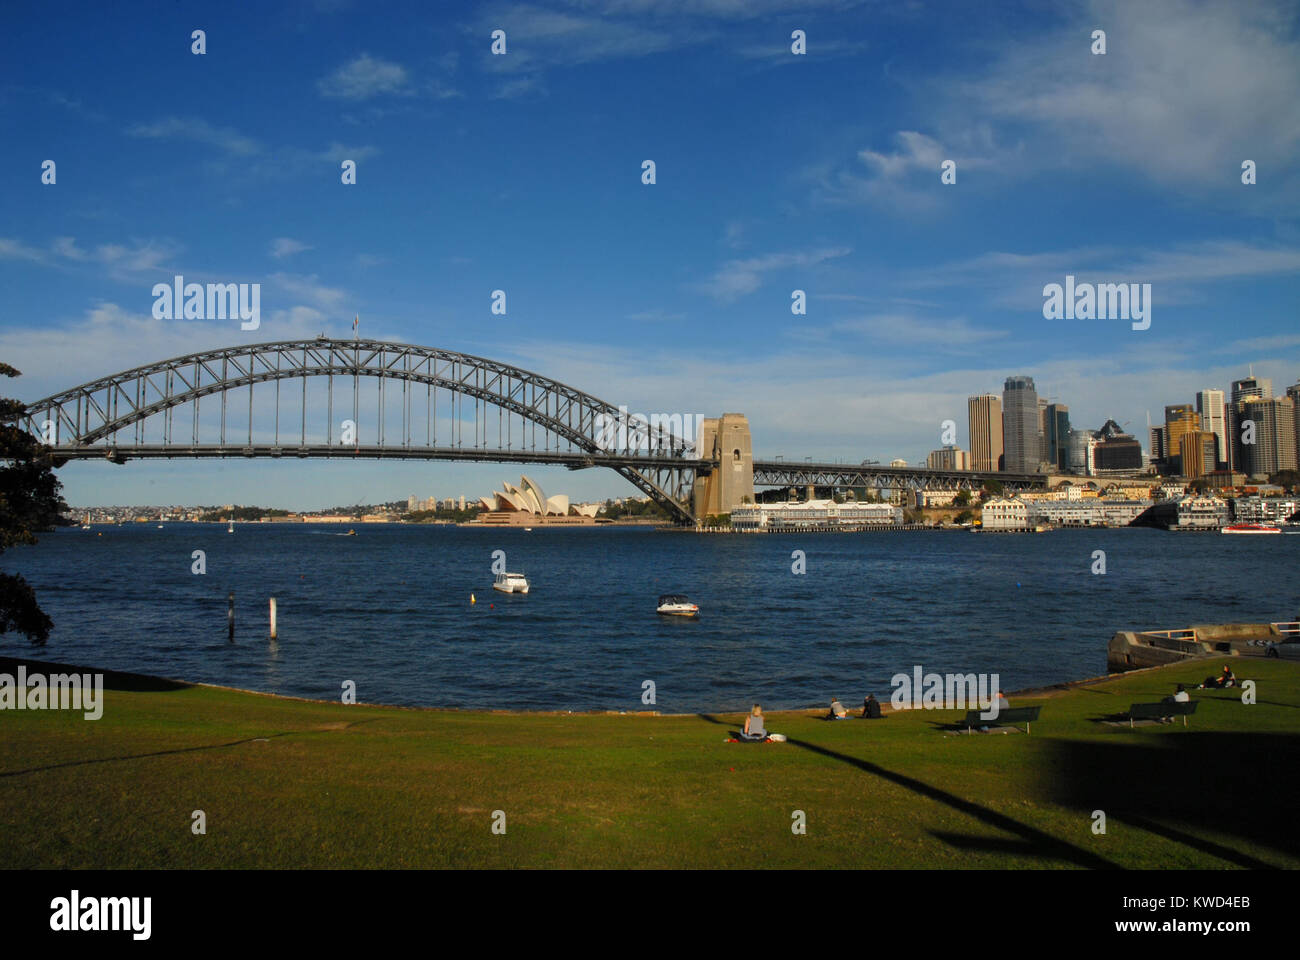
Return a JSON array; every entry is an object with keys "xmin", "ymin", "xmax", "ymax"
[{"xmin": 2, "ymin": 654, "xmax": 1297, "ymax": 869}]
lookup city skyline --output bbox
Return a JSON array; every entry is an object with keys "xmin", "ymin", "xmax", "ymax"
[{"xmin": 4, "ymin": 1, "xmax": 1299, "ymax": 508}]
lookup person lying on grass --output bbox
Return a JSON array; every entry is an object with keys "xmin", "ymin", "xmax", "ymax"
[{"xmin": 1198, "ymin": 665, "xmax": 1237, "ymax": 689}]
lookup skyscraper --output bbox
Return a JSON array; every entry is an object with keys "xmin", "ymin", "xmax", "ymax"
[
  {"xmin": 1002, "ymin": 376, "xmax": 1041, "ymax": 473},
  {"xmin": 1229, "ymin": 375, "xmax": 1273, "ymax": 471},
  {"xmin": 1289, "ymin": 383, "xmax": 1300, "ymax": 470},
  {"xmin": 1241, "ymin": 397, "xmax": 1297, "ymax": 478},
  {"xmin": 1045, "ymin": 403, "xmax": 1071, "ymax": 470},
  {"xmin": 967, "ymin": 394, "xmax": 1004, "ymax": 473},
  {"xmin": 1195, "ymin": 389, "xmax": 1226, "ymax": 468}
]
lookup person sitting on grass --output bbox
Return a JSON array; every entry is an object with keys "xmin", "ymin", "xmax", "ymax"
[
  {"xmin": 1198, "ymin": 665, "xmax": 1237, "ymax": 689},
  {"xmin": 826, "ymin": 697, "xmax": 849, "ymax": 720},
  {"xmin": 740, "ymin": 704, "xmax": 768, "ymax": 741},
  {"xmin": 862, "ymin": 694, "xmax": 882, "ymax": 719},
  {"xmin": 1166, "ymin": 683, "xmax": 1190, "ymax": 703}
]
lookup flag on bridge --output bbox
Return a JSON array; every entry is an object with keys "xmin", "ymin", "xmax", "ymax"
[{"xmin": 353, "ymin": 314, "xmax": 359, "ymax": 339}]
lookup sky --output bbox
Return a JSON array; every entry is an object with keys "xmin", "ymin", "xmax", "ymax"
[{"xmin": 2, "ymin": 0, "xmax": 1298, "ymax": 509}]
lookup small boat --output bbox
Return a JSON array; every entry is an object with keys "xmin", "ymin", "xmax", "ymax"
[
  {"xmin": 342, "ymin": 529, "xmax": 356, "ymax": 536},
  {"xmin": 493, "ymin": 571, "xmax": 530, "ymax": 594},
  {"xmin": 1221, "ymin": 522, "xmax": 1281, "ymax": 534},
  {"xmin": 524, "ymin": 527, "xmax": 533, "ymax": 532},
  {"xmin": 657, "ymin": 594, "xmax": 699, "ymax": 617},
  {"xmin": 227, "ymin": 519, "xmax": 234, "ymax": 533},
  {"xmin": 157, "ymin": 524, "xmax": 164, "ymax": 529}
]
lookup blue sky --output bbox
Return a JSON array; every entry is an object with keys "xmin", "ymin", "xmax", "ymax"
[{"xmin": 2, "ymin": 0, "xmax": 1298, "ymax": 508}]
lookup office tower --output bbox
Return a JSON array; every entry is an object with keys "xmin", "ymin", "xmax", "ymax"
[
  {"xmin": 1067, "ymin": 428, "xmax": 1097, "ymax": 475},
  {"xmin": 1148, "ymin": 424, "xmax": 1166, "ymax": 464},
  {"xmin": 1195, "ymin": 389, "xmax": 1227, "ymax": 468},
  {"xmin": 967, "ymin": 394, "xmax": 1004, "ymax": 472},
  {"xmin": 1240, "ymin": 397, "xmax": 1297, "ymax": 477},
  {"xmin": 927, "ymin": 446, "xmax": 970, "ymax": 470},
  {"xmin": 1231, "ymin": 375, "xmax": 1272, "ymax": 404},
  {"xmin": 1093, "ymin": 419, "xmax": 1143, "ymax": 473},
  {"xmin": 1288, "ymin": 383, "xmax": 1300, "ymax": 468},
  {"xmin": 1002, "ymin": 376, "xmax": 1041, "ymax": 473},
  {"xmin": 1177, "ymin": 430, "xmax": 1216, "ymax": 479},
  {"xmin": 1045, "ymin": 403, "xmax": 1071, "ymax": 470},
  {"xmin": 1163, "ymin": 404, "xmax": 1199, "ymax": 474}
]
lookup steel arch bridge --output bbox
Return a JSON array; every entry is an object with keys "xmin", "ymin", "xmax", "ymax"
[{"xmin": 21, "ymin": 337, "xmax": 709, "ymax": 524}]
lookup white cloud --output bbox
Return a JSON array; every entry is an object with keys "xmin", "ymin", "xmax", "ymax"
[
  {"xmin": 699, "ymin": 247, "xmax": 851, "ymax": 301},
  {"xmin": 270, "ymin": 238, "xmax": 312, "ymax": 259},
  {"xmin": 268, "ymin": 273, "xmax": 348, "ymax": 310},
  {"xmin": 318, "ymin": 53, "xmax": 411, "ymax": 100},
  {"xmin": 127, "ymin": 117, "xmax": 262, "ymax": 156}
]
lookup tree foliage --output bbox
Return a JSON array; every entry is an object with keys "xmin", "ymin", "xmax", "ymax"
[{"xmin": 0, "ymin": 363, "xmax": 68, "ymax": 643}]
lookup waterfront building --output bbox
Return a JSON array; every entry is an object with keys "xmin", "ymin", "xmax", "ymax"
[
  {"xmin": 479, "ymin": 476, "xmax": 572, "ymax": 516},
  {"xmin": 1002, "ymin": 376, "xmax": 1042, "ymax": 473},
  {"xmin": 1173, "ymin": 495, "xmax": 1231, "ymax": 529},
  {"xmin": 926, "ymin": 446, "xmax": 970, "ymax": 470},
  {"xmin": 1231, "ymin": 496, "xmax": 1299, "ymax": 523},
  {"xmin": 968, "ymin": 394, "xmax": 1004, "ymax": 472},
  {"xmin": 1196, "ymin": 389, "xmax": 1227, "ymax": 468},
  {"xmin": 1240, "ymin": 397, "xmax": 1298, "ymax": 478},
  {"xmin": 981, "ymin": 496, "xmax": 1029, "ymax": 530},
  {"xmin": 1028, "ymin": 498, "xmax": 1152, "ymax": 527},
  {"xmin": 729, "ymin": 499, "xmax": 901, "ymax": 531}
]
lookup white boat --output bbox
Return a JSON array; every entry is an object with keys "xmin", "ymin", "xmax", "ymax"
[
  {"xmin": 1220, "ymin": 523, "xmax": 1281, "ymax": 534},
  {"xmin": 657, "ymin": 594, "xmax": 699, "ymax": 617},
  {"xmin": 227, "ymin": 519, "xmax": 234, "ymax": 533},
  {"xmin": 493, "ymin": 572, "xmax": 530, "ymax": 594}
]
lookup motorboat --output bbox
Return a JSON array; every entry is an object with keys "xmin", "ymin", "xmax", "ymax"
[
  {"xmin": 493, "ymin": 572, "xmax": 530, "ymax": 594},
  {"xmin": 1220, "ymin": 523, "xmax": 1281, "ymax": 534},
  {"xmin": 657, "ymin": 594, "xmax": 699, "ymax": 617}
]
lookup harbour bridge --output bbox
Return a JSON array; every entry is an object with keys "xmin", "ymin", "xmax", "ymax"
[{"xmin": 20, "ymin": 337, "xmax": 1046, "ymax": 524}]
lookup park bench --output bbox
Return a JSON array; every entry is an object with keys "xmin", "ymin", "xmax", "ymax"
[
  {"xmin": 1126, "ymin": 700, "xmax": 1197, "ymax": 728},
  {"xmin": 959, "ymin": 705, "xmax": 1041, "ymax": 733}
]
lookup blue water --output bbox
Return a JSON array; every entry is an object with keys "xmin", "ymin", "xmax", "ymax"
[{"xmin": 4, "ymin": 523, "xmax": 1298, "ymax": 712}]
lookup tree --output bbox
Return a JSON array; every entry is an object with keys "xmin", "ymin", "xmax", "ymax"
[
  {"xmin": 954, "ymin": 509, "xmax": 975, "ymax": 525},
  {"xmin": 0, "ymin": 363, "xmax": 68, "ymax": 643},
  {"xmin": 982, "ymin": 478, "xmax": 1004, "ymax": 497},
  {"xmin": 1268, "ymin": 470, "xmax": 1300, "ymax": 493},
  {"xmin": 954, "ymin": 489, "xmax": 973, "ymax": 506}
]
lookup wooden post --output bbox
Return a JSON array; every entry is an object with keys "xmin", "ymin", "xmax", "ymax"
[
  {"xmin": 227, "ymin": 591, "xmax": 235, "ymax": 640},
  {"xmin": 269, "ymin": 597, "xmax": 277, "ymax": 639}
]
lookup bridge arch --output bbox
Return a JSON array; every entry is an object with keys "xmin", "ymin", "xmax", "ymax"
[{"xmin": 22, "ymin": 338, "xmax": 707, "ymax": 524}]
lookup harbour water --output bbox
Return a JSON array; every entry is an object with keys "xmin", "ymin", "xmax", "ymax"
[{"xmin": 5, "ymin": 523, "xmax": 1297, "ymax": 713}]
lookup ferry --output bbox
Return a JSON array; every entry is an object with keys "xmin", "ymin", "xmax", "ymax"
[
  {"xmin": 1220, "ymin": 522, "xmax": 1281, "ymax": 535},
  {"xmin": 493, "ymin": 572, "xmax": 530, "ymax": 594},
  {"xmin": 656, "ymin": 594, "xmax": 699, "ymax": 618}
]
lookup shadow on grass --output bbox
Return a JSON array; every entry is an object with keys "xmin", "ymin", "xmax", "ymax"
[
  {"xmin": 0, "ymin": 655, "xmax": 191, "ymax": 693},
  {"xmin": 1038, "ymin": 733, "xmax": 1300, "ymax": 867},
  {"xmin": 0, "ymin": 732, "xmax": 294, "ymax": 778},
  {"xmin": 698, "ymin": 713, "xmax": 1117, "ymax": 869}
]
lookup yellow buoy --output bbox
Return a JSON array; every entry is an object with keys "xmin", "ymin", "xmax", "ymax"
[{"xmin": 470, "ymin": 593, "xmax": 476, "ymax": 605}]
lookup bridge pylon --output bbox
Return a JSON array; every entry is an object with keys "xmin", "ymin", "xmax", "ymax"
[{"xmin": 691, "ymin": 413, "xmax": 754, "ymax": 520}]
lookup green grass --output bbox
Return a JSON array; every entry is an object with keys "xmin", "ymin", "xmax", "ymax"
[{"xmin": 2, "ymin": 655, "xmax": 1298, "ymax": 869}]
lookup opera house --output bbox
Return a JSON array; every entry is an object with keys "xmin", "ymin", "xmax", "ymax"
[{"xmin": 476, "ymin": 476, "xmax": 601, "ymax": 525}]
